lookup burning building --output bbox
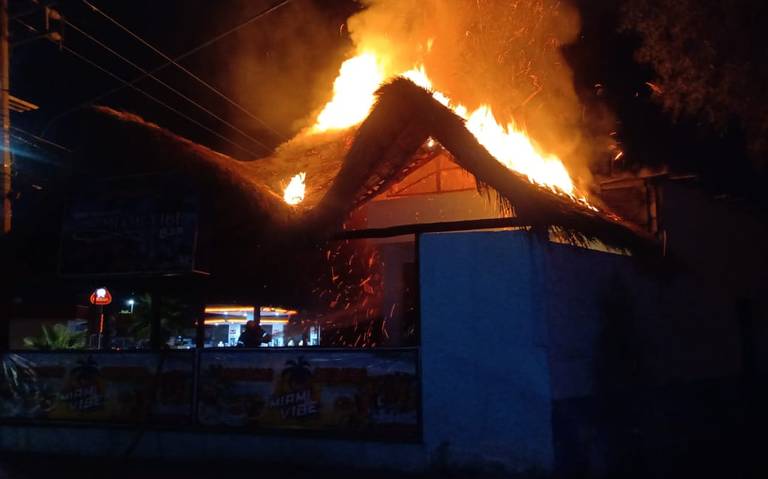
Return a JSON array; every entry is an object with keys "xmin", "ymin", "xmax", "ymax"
[
  {"xmin": 0, "ymin": 70, "xmax": 667, "ymax": 474},
  {"xmin": 3, "ymin": 2, "xmax": 743, "ymax": 474}
]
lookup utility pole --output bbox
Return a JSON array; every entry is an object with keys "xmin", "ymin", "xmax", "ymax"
[{"xmin": 0, "ymin": 0, "xmax": 10, "ymax": 235}]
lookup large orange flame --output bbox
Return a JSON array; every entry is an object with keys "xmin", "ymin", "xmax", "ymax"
[
  {"xmin": 312, "ymin": 53, "xmax": 386, "ymax": 132},
  {"xmin": 304, "ymin": 52, "xmax": 594, "ymax": 206}
]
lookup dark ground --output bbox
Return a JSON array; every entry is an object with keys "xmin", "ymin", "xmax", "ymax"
[{"xmin": 0, "ymin": 454, "xmax": 540, "ymax": 479}]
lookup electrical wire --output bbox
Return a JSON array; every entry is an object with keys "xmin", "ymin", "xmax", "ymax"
[
  {"xmin": 16, "ymin": 11, "xmax": 268, "ymax": 157},
  {"xmin": 63, "ymin": 18, "xmax": 273, "ymax": 153},
  {"xmin": 11, "ymin": 16, "xmax": 37, "ymax": 34},
  {"xmin": 11, "ymin": 126, "xmax": 72, "ymax": 152},
  {"xmin": 60, "ymin": 44, "xmax": 263, "ymax": 158},
  {"xmin": 43, "ymin": 0, "xmax": 292, "ymax": 139},
  {"xmin": 81, "ymin": 0, "xmax": 287, "ymax": 138}
]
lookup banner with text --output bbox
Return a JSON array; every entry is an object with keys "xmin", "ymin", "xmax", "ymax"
[
  {"xmin": 0, "ymin": 352, "xmax": 194, "ymax": 423},
  {"xmin": 197, "ymin": 349, "xmax": 419, "ymax": 440}
]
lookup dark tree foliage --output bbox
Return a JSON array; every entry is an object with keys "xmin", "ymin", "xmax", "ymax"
[{"xmin": 621, "ymin": 0, "xmax": 768, "ymax": 170}]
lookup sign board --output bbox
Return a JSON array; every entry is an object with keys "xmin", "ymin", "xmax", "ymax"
[
  {"xmin": 0, "ymin": 352, "xmax": 194, "ymax": 424},
  {"xmin": 59, "ymin": 175, "xmax": 198, "ymax": 276},
  {"xmin": 0, "ymin": 349, "xmax": 420, "ymax": 441},
  {"xmin": 89, "ymin": 288, "xmax": 112, "ymax": 306},
  {"xmin": 197, "ymin": 349, "xmax": 420, "ymax": 440}
]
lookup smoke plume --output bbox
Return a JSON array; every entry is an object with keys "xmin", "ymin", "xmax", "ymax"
[
  {"xmin": 345, "ymin": 0, "xmax": 595, "ymax": 184},
  {"xmin": 219, "ymin": 0, "xmax": 603, "ymax": 186},
  {"xmin": 212, "ymin": 0, "xmax": 359, "ymax": 149}
]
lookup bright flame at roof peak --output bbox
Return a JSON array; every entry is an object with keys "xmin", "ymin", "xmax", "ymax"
[
  {"xmin": 309, "ymin": 52, "xmax": 592, "ymax": 205},
  {"xmin": 312, "ymin": 53, "xmax": 385, "ymax": 133},
  {"xmin": 283, "ymin": 172, "xmax": 306, "ymax": 206}
]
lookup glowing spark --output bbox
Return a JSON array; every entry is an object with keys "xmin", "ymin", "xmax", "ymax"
[
  {"xmin": 645, "ymin": 81, "xmax": 663, "ymax": 95},
  {"xmin": 283, "ymin": 172, "xmax": 306, "ymax": 205}
]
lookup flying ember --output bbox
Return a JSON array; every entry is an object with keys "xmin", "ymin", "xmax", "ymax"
[
  {"xmin": 310, "ymin": 52, "xmax": 592, "ymax": 204},
  {"xmin": 283, "ymin": 172, "xmax": 306, "ymax": 206}
]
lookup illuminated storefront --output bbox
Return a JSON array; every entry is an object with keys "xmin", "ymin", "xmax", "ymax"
[{"xmin": 202, "ymin": 305, "xmax": 319, "ymax": 348}]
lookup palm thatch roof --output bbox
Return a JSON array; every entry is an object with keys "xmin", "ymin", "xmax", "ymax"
[
  {"xmin": 83, "ymin": 106, "xmax": 294, "ymax": 225},
  {"xmin": 304, "ymin": 78, "xmax": 651, "ymax": 250},
  {"xmin": 71, "ymin": 78, "xmax": 653, "ymax": 263}
]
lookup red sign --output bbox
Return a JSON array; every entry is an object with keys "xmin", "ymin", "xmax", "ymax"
[{"xmin": 89, "ymin": 288, "xmax": 112, "ymax": 306}]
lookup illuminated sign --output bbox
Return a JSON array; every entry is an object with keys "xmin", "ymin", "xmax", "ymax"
[{"xmin": 89, "ymin": 287, "xmax": 112, "ymax": 306}]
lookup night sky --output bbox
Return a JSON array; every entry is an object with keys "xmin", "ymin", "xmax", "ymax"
[
  {"xmin": 7, "ymin": 0, "xmax": 764, "ymax": 204},
  {"xmin": 11, "ymin": 0, "xmax": 360, "ymax": 151}
]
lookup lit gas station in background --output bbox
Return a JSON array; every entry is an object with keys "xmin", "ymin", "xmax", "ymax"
[{"xmin": 203, "ymin": 305, "xmax": 319, "ymax": 348}]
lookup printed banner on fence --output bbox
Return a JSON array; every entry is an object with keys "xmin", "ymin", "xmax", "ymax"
[
  {"xmin": 0, "ymin": 352, "xmax": 194, "ymax": 423},
  {"xmin": 197, "ymin": 349, "xmax": 419, "ymax": 440}
]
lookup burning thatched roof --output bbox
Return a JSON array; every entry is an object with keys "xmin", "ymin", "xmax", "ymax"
[
  {"xmin": 81, "ymin": 106, "xmax": 294, "ymax": 225},
  {"xmin": 292, "ymin": 78, "xmax": 650, "ymax": 251},
  {"xmin": 304, "ymin": 78, "xmax": 652, "ymax": 250},
  {"xmin": 74, "ymin": 78, "xmax": 653, "ymax": 257}
]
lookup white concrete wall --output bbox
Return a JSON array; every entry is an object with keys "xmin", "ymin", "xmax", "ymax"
[
  {"xmin": 419, "ymin": 229, "xmax": 554, "ymax": 472},
  {"xmin": 538, "ymin": 242, "xmax": 650, "ymax": 400},
  {"xmin": 540, "ymin": 237, "xmax": 738, "ymax": 399}
]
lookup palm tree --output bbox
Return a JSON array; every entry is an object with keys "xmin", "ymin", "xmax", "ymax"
[
  {"xmin": 282, "ymin": 356, "xmax": 313, "ymax": 390},
  {"xmin": 23, "ymin": 323, "xmax": 86, "ymax": 350},
  {"xmin": 128, "ymin": 293, "xmax": 190, "ymax": 346},
  {"xmin": 1, "ymin": 353, "xmax": 37, "ymax": 398},
  {"xmin": 127, "ymin": 293, "xmax": 153, "ymax": 341}
]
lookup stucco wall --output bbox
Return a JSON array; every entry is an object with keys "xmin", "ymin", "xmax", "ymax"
[
  {"xmin": 661, "ymin": 181, "xmax": 765, "ymax": 376},
  {"xmin": 419, "ymin": 229, "xmax": 554, "ymax": 471},
  {"xmin": 541, "ymin": 235, "xmax": 740, "ymax": 399},
  {"xmin": 538, "ymin": 236, "xmax": 745, "ymax": 475},
  {"xmin": 539, "ymin": 242, "xmax": 654, "ymax": 400}
]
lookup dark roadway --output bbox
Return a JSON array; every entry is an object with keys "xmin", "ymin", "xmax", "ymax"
[{"xmin": 0, "ymin": 454, "xmax": 525, "ymax": 479}]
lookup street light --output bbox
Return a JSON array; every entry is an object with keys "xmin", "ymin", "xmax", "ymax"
[{"xmin": 126, "ymin": 299, "xmax": 135, "ymax": 314}]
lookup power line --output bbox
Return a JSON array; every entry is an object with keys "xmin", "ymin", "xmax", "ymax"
[
  {"xmin": 62, "ymin": 18, "xmax": 273, "ymax": 153},
  {"xmin": 11, "ymin": 133, "xmax": 70, "ymax": 163},
  {"xmin": 81, "ymin": 0, "xmax": 286, "ymax": 138},
  {"xmin": 11, "ymin": 16, "xmax": 36, "ymax": 33},
  {"xmin": 40, "ymin": 0, "xmax": 291, "ymax": 142},
  {"xmin": 11, "ymin": 126, "xmax": 72, "ymax": 152},
  {"xmin": 145, "ymin": 0, "xmax": 293, "ymax": 65},
  {"xmin": 60, "ymin": 43, "xmax": 262, "ymax": 158}
]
